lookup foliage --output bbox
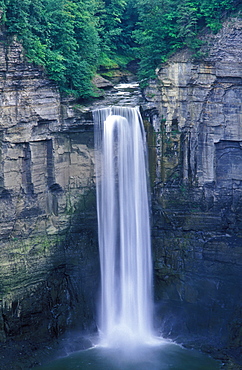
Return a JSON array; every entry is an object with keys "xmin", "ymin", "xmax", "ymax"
[
  {"xmin": 133, "ymin": 0, "xmax": 240, "ymax": 84},
  {"xmin": 1, "ymin": 0, "xmax": 100, "ymax": 98},
  {"xmin": 97, "ymin": 0, "xmax": 138, "ymax": 69},
  {"xmin": 0, "ymin": 0, "xmax": 240, "ymax": 97}
]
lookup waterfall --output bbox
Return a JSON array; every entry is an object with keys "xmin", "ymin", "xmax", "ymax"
[{"xmin": 93, "ymin": 106, "xmax": 154, "ymax": 347}]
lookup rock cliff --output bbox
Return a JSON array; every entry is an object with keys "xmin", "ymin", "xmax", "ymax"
[
  {"xmin": 0, "ymin": 29, "xmax": 145, "ymax": 367},
  {"xmin": 0, "ymin": 16, "xmax": 241, "ymax": 369},
  {"xmin": 0, "ymin": 32, "xmax": 99, "ymax": 367},
  {"xmin": 143, "ymin": 17, "xmax": 242, "ymax": 367}
]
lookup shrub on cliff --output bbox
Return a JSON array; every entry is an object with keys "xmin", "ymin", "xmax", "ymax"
[
  {"xmin": 0, "ymin": 0, "xmax": 240, "ymax": 96},
  {"xmin": 0, "ymin": 0, "xmax": 100, "ymax": 98},
  {"xmin": 133, "ymin": 0, "xmax": 241, "ymax": 83}
]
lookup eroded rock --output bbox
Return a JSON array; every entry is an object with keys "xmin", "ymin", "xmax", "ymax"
[
  {"xmin": 0, "ymin": 31, "xmax": 99, "ymax": 358},
  {"xmin": 143, "ymin": 18, "xmax": 242, "ymax": 367}
]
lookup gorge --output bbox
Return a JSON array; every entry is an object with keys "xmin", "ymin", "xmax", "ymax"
[
  {"xmin": 36, "ymin": 106, "xmax": 220, "ymax": 370},
  {"xmin": 0, "ymin": 15, "xmax": 241, "ymax": 370}
]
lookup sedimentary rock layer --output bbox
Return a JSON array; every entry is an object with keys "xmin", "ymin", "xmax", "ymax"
[
  {"xmin": 0, "ymin": 34, "xmax": 99, "ymax": 349},
  {"xmin": 143, "ymin": 18, "xmax": 242, "ymax": 366}
]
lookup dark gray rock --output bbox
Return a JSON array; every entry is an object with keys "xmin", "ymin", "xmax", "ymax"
[
  {"xmin": 0, "ymin": 31, "xmax": 99, "ymax": 365},
  {"xmin": 143, "ymin": 18, "xmax": 242, "ymax": 367}
]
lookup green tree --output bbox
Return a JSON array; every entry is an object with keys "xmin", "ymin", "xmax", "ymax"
[
  {"xmin": 133, "ymin": 0, "xmax": 240, "ymax": 84},
  {"xmin": 97, "ymin": 0, "xmax": 136, "ymax": 67},
  {"xmin": 0, "ymin": 0, "xmax": 240, "ymax": 96},
  {"xmin": 133, "ymin": 0, "xmax": 182, "ymax": 81},
  {"xmin": 2, "ymin": 0, "xmax": 101, "ymax": 98}
]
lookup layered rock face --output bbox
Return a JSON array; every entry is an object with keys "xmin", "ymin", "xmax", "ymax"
[
  {"xmin": 0, "ymin": 15, "xmax": 242, "ymax": 369},
  {"xmin": 0, "ymin": 34, "xmax": 99, "ymax": 353},
  {"xmin": 143, "ymin": 18, "xmax": 242, "ymax": 364}
]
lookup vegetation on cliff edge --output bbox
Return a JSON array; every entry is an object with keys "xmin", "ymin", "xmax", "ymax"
[{"xmin": 0, "ymin": 0, "xmax": 240, "ymax": 97}]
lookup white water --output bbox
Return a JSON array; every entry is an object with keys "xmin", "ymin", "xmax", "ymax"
[
  {"xmin": 36, "ymin": 106, "xmax": 220, "ymax": 369},
  {"xmin": 93, "ymin": 106, "xmax": 154, "ymax": 348}
]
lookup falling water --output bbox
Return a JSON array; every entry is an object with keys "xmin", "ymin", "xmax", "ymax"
[
  {"xmin": 36, "ymin": 107, "xmax": 221, "ymax": 369},
  {"xmin": 93, "ymin": 106, "xmax": 154, "ymax": 347}
]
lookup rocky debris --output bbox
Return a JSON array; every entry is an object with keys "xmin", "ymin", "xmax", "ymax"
[{"xmin": 92, "ymin": 74, "xmax": 113, "ymax": 89}]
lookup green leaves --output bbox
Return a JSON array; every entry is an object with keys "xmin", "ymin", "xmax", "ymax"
[
  {"xmin": 133, "ymin": 0, "xmax": 239, "ymax": 83},
  {"xmin": 0, "ymin": 0, "xmax": 240, "ymax": 97},
  {"xmin": 2, "ymin": 0, "xmax": 100, "ymax": 98}
]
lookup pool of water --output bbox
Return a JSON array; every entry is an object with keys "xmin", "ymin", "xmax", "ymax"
[{"xmin": 36, "ymin": 340, "xmax": 220, "ymax": 370}]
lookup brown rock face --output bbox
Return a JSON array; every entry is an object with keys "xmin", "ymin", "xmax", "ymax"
[
  {"xmin": 0, "ymin": 34, "xmax": 99, "ymax": 354},
  {"xmin": 143, "ymin": 18, "xmax": 242, "ymax": 366}
]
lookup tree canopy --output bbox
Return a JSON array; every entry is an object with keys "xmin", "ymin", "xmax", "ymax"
[
  {"xmin": 0, "ymin": 0, "xmax": 240, "ymax": 97},
  {"xmin": 134, "ymin": 0, "xmax": 240, "ymax": 82}
]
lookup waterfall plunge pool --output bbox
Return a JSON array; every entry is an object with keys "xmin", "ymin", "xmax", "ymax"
[
  {"xmin": 36, "ymin": 107, "xmax": 220, "ymax": 369},
  {"xmin": 36, "ymin": 339, "xmax": 220, "ymax": 369}
]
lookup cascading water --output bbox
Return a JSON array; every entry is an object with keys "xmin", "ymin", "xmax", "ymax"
[
  {"xmin": 36, "ymin": 106, "xmax": 220, "ymax": 370},
  {"xmin": 93, "ymin": 106, "xmax": 154, "ymax": 347}
]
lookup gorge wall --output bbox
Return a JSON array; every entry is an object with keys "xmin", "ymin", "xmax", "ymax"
[
  {"xmin": 143, "ymin": 17, "xmax": 242, "ymax": 367},
  {"xmin": 0, "ymin": 16, "xmax": 241, "ymax": 370},
  {"xmin": 0, "ymin": 32, "xmax": 99, "ymax": 367}
]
